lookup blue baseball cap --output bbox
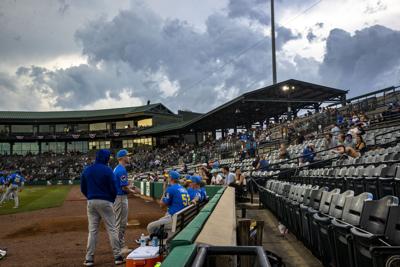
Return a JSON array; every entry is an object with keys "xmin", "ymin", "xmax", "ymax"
[
  {"xmin": 191, "ymin": 175, "xmax": 202, "ymax": 184},
  {"xmin": 169, "ymin": 171, "xmax": 181, "ymax": 180},
  {"xmin": 116, "ymin": 149, "xmax": 131, "ymax": 159}
]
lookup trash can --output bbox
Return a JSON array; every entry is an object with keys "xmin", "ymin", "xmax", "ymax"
[{"xmin": 126, "ymin": 246, "xmax": 162, "ymax": 267}]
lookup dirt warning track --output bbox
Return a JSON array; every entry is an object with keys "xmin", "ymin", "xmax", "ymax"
[{"xmin": 0, "ymin": 186, "xmax": 163, "ymax": 267}]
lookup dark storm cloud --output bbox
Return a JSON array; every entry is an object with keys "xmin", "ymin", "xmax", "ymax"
[
  {"xmin": 227, "ymin": 0, "xmax": 269, "ymax": 25},
  {"xmin": 20, "ymin": 4, "xmax": 303, "ymax": 111},
  {"xmin": 319, "ymin": 25, "xmax": 400, "ymax": 94}
]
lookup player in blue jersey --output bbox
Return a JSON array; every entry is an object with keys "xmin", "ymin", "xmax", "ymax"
[
  {"xmin": 113, "ymin": 149, "xmax": 139, "ymax": 254},
  {"xmin": 187, "ymin": 175, "xmax": 202, "ymax": 204},
  {"xmin": 0, "ymin": 171, "xmax": 25, "ymax": 208},
  {"xmin": 0, "ymin": 173, "xmax": 6, "ymax": 202},
  {"xmin": 146, "ymin": 170, "xmax": 190, "ymax": 236}
]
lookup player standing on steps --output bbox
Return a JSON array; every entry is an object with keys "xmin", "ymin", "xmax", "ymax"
[
  {"xmin": 113, "ymin": 149, "xmax": 138, "ymax": 254},
  {"xmin": 80, "ymin": 149, "xmax": 124, "ymax": 266}
]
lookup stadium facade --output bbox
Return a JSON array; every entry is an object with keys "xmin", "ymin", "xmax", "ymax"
[{"xmin": 0, "ymin": 79, "xmax": 347, "ymax": 155}]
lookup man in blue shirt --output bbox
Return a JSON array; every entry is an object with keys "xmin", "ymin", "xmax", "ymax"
[
  {"xmin": 302, "ymin": 144, "xmax": 316, "ymax": 163},
  {"xmin": 0, "ymin": 171, "xmax": 25, "ymax": 209},
  {"xmin": 146, "ymin": 170, "xmax": 189, "ymax": 236},
  {"xmin": 80, "ymin": 149, "xmax": 124, "ymax": 266},
  {"xmin": 113, "ymin": 149, "xmax": 137, "ymax": 254}
]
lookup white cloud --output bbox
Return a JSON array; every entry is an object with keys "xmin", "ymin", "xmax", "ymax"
[{"xmin": 81, "ymin": 89, "xmax": 143, "ymax": 110}]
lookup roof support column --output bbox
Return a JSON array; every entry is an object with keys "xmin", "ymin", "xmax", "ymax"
[
  {"xmin": 340, "ymin": 94, "xmax": 347, "ymax": 106},
  {"xmin": 194, "ymin": 131, "xmax": 199, "ymax": 145}
]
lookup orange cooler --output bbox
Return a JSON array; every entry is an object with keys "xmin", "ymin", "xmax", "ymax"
[{"xmin": 126, "ymin": 246, "xmax": 163, "ymax": 267}]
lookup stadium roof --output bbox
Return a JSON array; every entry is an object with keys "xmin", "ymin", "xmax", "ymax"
[
  {"xmin": 139, "ymin": 79, "xmax": 347, "ymax": 135},
  {"xmin": 0, "ymin": 103, "xmax": 175, "ymax": 123}
]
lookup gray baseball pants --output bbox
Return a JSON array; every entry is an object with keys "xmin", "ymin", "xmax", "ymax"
[
  {"xmin": 147, "ymin": 213, "xmax": 172, "ymax": 235},
  {"xmin": 113, "ymin": 195, "xmax": 128, "ymax": 248},
  {"xmin": 0, "ymin": 185, "xmax": 18, "ymax": 207},
  {"xmin": 85, "ymin": 199, "xmax": 121, "ymax": 261}
]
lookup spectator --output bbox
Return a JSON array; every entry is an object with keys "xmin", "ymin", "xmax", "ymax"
[
  {"xmin": 355, "ymin": 134, "xmax": 367, "ymax": 154},
  {"xmin": 256, "ymin": 155, "xmax": 269, "ymax": 171},
  {"xmin": 221, "ymin": 166, "xmax": 235, "ymax": 186},
  {"xmin": 324, "ymin": 133, "xmax": 337, "ymax": 150},
  {"xmin": 210, "ymin": 169, "xmax": 224, "ymax": 185},
  {"xmin": 278, "ymin": 143, "xmax": 290, "ymax": 160},
  {"xmin": 301, "ymin": 144, "xmax": 315, "ymax": 163},
  {"xmin": 344, "ymin": 134, "xmax": 355, "ymax": 148}
]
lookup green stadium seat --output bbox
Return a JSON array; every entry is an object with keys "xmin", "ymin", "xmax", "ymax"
[{"xmin": 161, "ymin": 244, "xmax": 197, "ymax": 267}]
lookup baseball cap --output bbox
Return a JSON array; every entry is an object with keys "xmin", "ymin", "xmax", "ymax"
[
  {"xmin": 169, "ymin": 171, "xmax": 181, "ymax": 180},
  {"xmin": 191, "ymin": 175, "xmax": 201, "ymax": 184},
  {"xmin": 116, "ymin": 149, "xmax": 131, "ymax": 159}
]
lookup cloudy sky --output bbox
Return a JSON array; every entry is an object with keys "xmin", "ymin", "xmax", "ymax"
[{"xmin": 0, "ymin": 0, "xmax": 399, "ymax": 112}]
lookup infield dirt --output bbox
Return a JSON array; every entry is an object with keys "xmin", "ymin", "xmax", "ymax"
[{"xmin": 0, "ymin": 186, "xmax": 164, "ymax": 267}]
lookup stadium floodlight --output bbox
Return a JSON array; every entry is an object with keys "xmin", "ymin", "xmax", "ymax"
[{"xmin": 282, "ymin": 85, "xmax": 290, "ymax": 91}]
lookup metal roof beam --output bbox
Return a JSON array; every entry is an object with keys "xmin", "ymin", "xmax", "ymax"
[{"xmin": 243, "ymin": 98, "xmax": 341, "ymax": 104}]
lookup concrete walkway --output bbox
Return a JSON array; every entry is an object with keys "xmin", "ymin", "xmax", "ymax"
[{"xmin": 246, "ymin": 208, "xmax": 323, "ymax": 267}]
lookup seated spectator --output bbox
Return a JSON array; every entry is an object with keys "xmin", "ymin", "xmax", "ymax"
[
  {"xmin": 210, "ymin": 169, "xmax": 224, "ymax": 185},
  {"xmin": 344, "ymin": 134, "xmax": 355, "ymax": 148},
  {"xmin": 324, "ymin": 133, "xmax": 337, "ymax": 150},
  {"xmin": 221, "ymin": 166, "xmax": 235, "ymax": 186},
  {"xmin": 330, "ymin": 124, "xmax": 341, "ymax": 138},
  {"xmin": 278, "ymin": 143, "xmax": 290, "ymax": 159},
  {"xmin": 256, "ymin": 155, "xmax": 269, "ymax": 171},
  {"xmin": 335, "ymin": 133, "xmax": 361, "ymax": 158},
  {"xmin": 355, "ymin": 134, "xmax": 367, "ymax": 154},
  {"xmin": 301, "ymin": 144, "xmax": 315, "ymax": 163}
]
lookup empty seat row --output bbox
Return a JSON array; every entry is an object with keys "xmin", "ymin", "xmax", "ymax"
[
  {"xmin": 259, "ymin": 180, "xmax": 400, "ymax": 267},
  {"xmin": 290, "ymin": 164, "xmax": 400, "ymax": 199}
]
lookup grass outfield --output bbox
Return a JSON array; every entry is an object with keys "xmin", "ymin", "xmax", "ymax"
[{"xmin": 0, "ymin": 185, "xmax": 72, "ymax": 215}]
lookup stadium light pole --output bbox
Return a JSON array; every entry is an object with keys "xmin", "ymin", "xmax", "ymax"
[{"xmin": 270, "ymin": 0, "xmax": 277, "ymax": 84}]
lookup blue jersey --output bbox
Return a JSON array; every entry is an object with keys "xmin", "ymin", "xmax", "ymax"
[
  {"xmin": 113, "ymin": 164, "xmax": 129, "ymax": 196},
  {"xmin": 0, "ymin": 176, "xmax": 5, "ymax": 185},
  {"xmin": 187, "ymin": 187, "xmax": 201, "ymax": 202},
  {"xmin": 199, "ymin": 187, "xmax": 208, "ymax": 202},
  {"xmin": 162, "ymin": 184, "xmax": 190, "ymax": 215},
  {"xmin": 8, "ymin": 173, "xmax": 25, "ymax": 187}
]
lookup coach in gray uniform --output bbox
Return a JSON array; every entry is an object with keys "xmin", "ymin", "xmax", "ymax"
[{"xmin": 80, "ymin": 149, "xmax": 124, "ymax": 266}]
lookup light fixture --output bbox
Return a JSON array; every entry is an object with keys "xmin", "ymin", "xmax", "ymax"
[
  {"xmin": 291, "ymin": 86, "xmax": 295, "ymax": 90},
  {"xmin": 282, "ymin": 85, "xmax": 289, "ymax": 91}
]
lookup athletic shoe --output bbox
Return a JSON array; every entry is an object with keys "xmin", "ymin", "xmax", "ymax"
[
  {"xmin": 83, "ymin": 260, "xmax": 94, "ymax": 266},
  {"xmin": 114, "ymin": 256, "xmax": 125, "ymax": 265},
  {"xmin": 0, "ymin": 249, "xmax": 7, "ymax": 260}
]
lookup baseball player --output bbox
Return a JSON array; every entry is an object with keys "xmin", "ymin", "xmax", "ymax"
[
  {"xmin": 80, "ymin": 149, "xmax": 124, "ymax": 266},
  {"xmin": 0, "ymin": 171, "xmax": 25, "ymax": 209},
  {"xmin": 0, "ymin": 172, "xmax": 6, "ymax": 201},
  {"xmin": 146, "ymin": 171, "xmax": 190, "ymax": 237},
  {"xmin": 113, "ymin": 149, "xmax": 138, "ymax": 254},
  {"xmin": 187, "ymin": 175, "xmax": 202, "ymax": 204}
]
